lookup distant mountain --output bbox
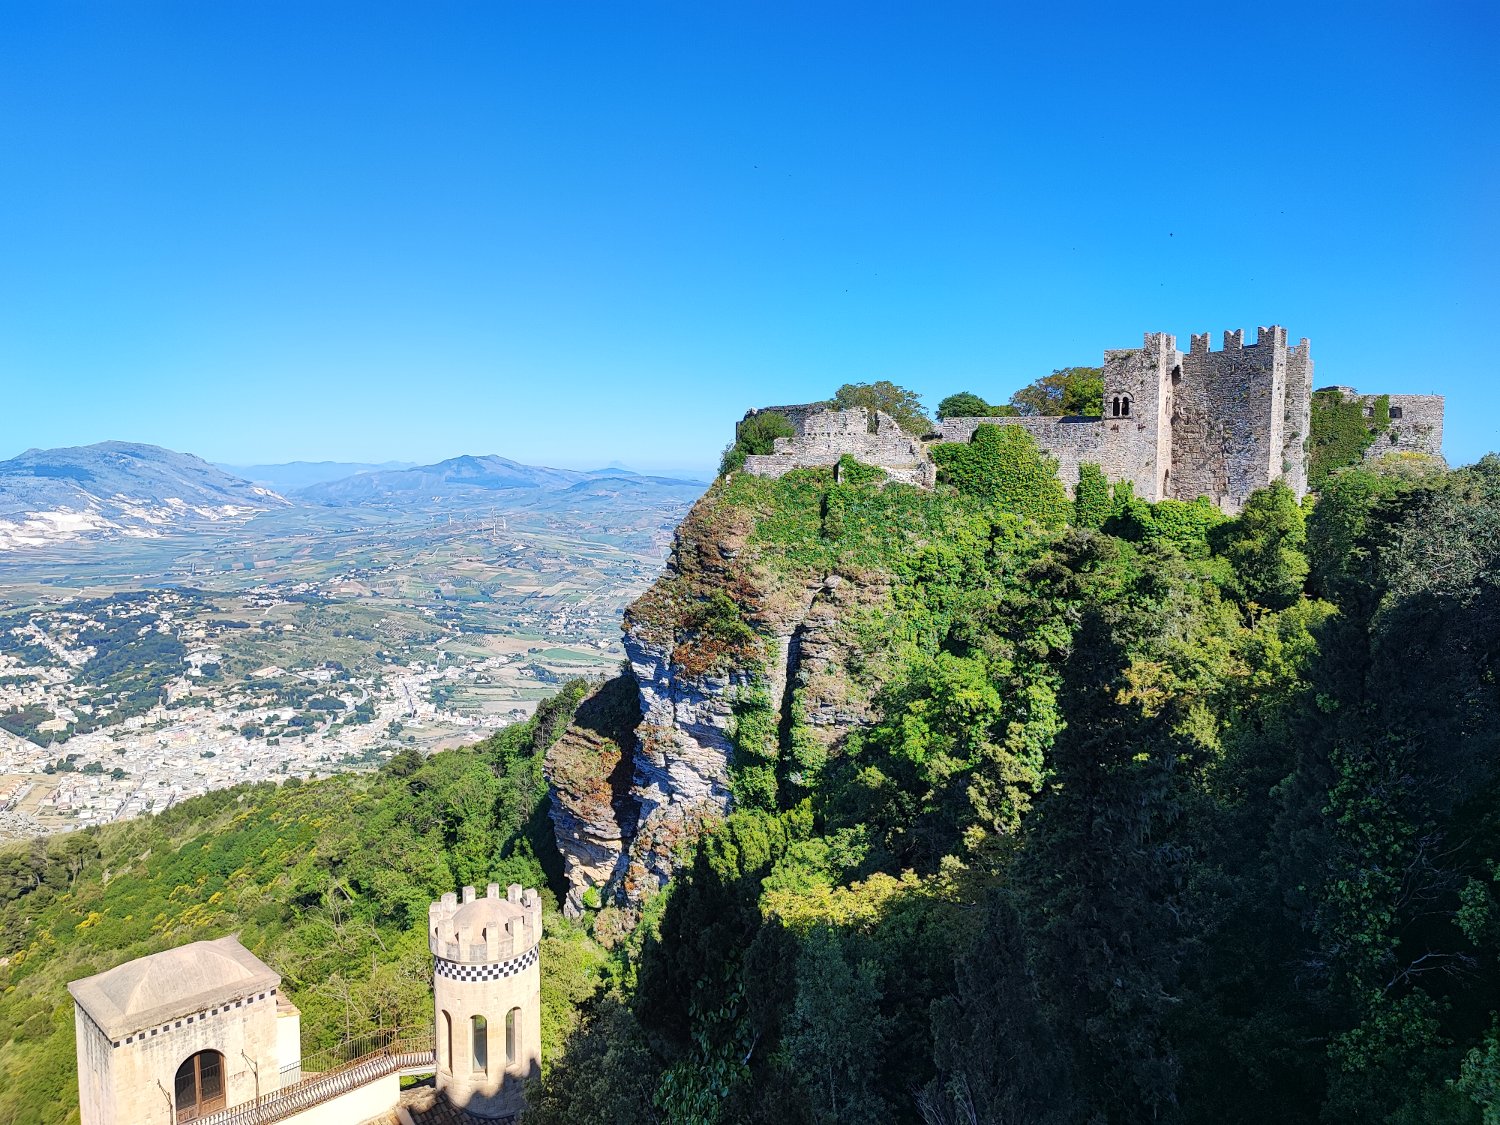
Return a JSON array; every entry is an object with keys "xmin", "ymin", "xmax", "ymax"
[
  {"xmin": 221, "ymin": 460, "xmax": 417, "ymax": 492},
  {"xmin": 296, "ymin": 454, "xmax": 703, "ymax": 506},
  {"xmin": 0, "ymin": 442, "xmax": 289, "ymax": 550}
]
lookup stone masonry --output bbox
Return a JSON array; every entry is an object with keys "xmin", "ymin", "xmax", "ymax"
[
  {"xmin": 1324, "ymin": 387, "xmax": 1447, "ymax": 465},
  {"xmin": 742, "ymin": 407, "xmax": 938, "ymax": 488},
  {"xmin": 742, "ymin": 326, "xmax": 1443, "ymax": 514}
]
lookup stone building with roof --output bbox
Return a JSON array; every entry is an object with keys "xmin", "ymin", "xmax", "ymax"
[{"xmin": 68, "ymin": 884, "xmax": 541, "ymax": 1125}]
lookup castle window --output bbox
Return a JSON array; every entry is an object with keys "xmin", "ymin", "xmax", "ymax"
[
  {"xmin": 1390, "ymin": 406, "xmax": 1403, "ymax": 419},
  {"xmin": 173, "ymin": 1049, "xmax": 226, "ymax": 1121},
  {"xmin": 472, "ymin": 1014, "xmax": 489, "ymax": 1075},
  {"xmin": 1111, "ymin": 396, "xmax": 1121, "ymax": 418},
  {"xmin": 1120, "ymin": 395, "xmax": 1132, "ymax": 418},
  {"xmin": 443, "ymin": 1011, "xmax": 453, "ymax": 1074},
  {"xmin": 506, "ymin": 1006, "xmax": 521, "ymax": 1066}
]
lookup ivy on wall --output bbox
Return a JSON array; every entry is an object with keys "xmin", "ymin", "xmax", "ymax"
[{"xmin": 1308, "ymin": 390, "xmax": 1389, "ymax": 489}]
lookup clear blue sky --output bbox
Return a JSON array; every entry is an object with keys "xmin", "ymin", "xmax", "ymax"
[{"xmin": 1, "ymin": 1, "xmax": 1495, "ymax": 475}]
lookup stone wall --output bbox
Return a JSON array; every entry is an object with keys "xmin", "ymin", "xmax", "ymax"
[
  {"xmin": 1359, "ymin": 393, "xmax": 1446, "ymax": 464},
  {"xmin": 738, "ymin": 325, "xmax": 1440, "ymax": 513},
  {"xmin": 1169, "ymin": 327, "xmax": 1292, "ymax": 511},
  {"xmin": 743, "ymin": 407, "xmax": 937, "ymax": 487},
  {"xmin": 1282, "ymin": 338, "xmax": 1314, "ymax": 494},
  {"xmin": 74, "ymin": 989, "xmax": 280, "ymax": 1125},
  {"xmin": 1099, "ymin": 333, "xmax": 1177, "ymax": 500},
  {"xmin": 936, "ymin": 415, "xmax": 1106, "ymax": 494}
]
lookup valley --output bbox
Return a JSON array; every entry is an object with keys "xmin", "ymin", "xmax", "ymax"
[{"xmin": 0, "ymin": 448, "xmax": 704, "ymax": 840}]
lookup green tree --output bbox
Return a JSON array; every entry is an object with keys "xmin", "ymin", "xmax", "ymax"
[
  {"xmin": 1072, "ymin": 462, "xmax": 1111, "ymax": 529},
  {"xmin": 832, "ymin": 381, "xmax": 931, "ymax": 435},
  {"xmin": 935, "ymin": 392, "xmax": 1017, "ymax": 421},
  {"xmin": 776, "ymin": 925, "xmax": 892, "ymax": 1123},
  {"xmin": 720, "ymin": 410, "xmax": 796, "ymax": 476},
  {"xmin": 1213, "ymin": 482, "xmax": 1309, "ymax": 609},
  {"xmin": 525, "ymin": 997, "xmax": 662, "ymax": 1125},
  {"xmin": 1008, "ymin": 366, "xmax": 1104, "ymax": 417},
  {"xmin": 923, "ymin": 888, "xmax": 1076, "ymax": 1125}
]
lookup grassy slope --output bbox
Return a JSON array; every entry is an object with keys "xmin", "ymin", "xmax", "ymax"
[{"xmin": 0, "ymin": 698, "xmax": 604, "ymax": 1125}]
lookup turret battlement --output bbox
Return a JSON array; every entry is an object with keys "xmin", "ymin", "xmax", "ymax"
[
  {"xmin": 428, "ymin": 883, "xmax": 541, "ymax": 964},
  {"xmin": 1189, "ymin": 326, "xmax": 1287, "ymax": 354}
]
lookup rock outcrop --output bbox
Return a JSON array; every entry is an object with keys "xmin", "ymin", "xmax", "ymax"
[{"xmin": 544, "ymin": 478, "xmax": 900, "ymax": 916}]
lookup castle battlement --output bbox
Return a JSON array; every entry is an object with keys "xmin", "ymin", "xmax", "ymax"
[
  {"xmin": 737, "ymin": 323, "xmax": 1445, "ymax": 514},
  {"xmin": 1188, "ymin": 326, "xmax": 1289, "ymax": 355},
  {"xmin": 429, "ymin": 882, "xmax": 541, "ymax": 965}
]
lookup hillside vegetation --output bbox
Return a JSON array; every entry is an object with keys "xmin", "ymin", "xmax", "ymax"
[
  {"xmin": 532, "ymin": 442, "xmax": 1500, "ymax": 1125},
  {"xmin": 5, "ymin": 431, "xmax": 1498, "ymax": 1125},
  {"xmin": 0, "ymin": 684, "xmax": 605, "ymax": 1125}
]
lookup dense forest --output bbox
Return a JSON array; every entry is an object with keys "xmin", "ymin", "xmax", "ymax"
[
  {"xmin": 532, "ymin": 434, "xmax": 1500, "ymax": 1124},
  {"xmin": 3, "ymin": 408, "xmax": 1497, "ymax": 1124}
]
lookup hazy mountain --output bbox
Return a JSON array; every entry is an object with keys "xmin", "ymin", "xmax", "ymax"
[
  {"xmin": 0, "ymin": 442, "xmax": 289, "ymax": 550},
  {"xmin": 221, "ymin": 460, "xmax": 417, "ymax": 492},
  {"xmin": 296, "ymin": 454, "xmax": 703, "ymax": 506}
]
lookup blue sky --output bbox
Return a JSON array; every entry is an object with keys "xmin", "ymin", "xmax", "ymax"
[{"xmin": 1, "ymin": 1, "xmax": 1495, "ymax": 475}]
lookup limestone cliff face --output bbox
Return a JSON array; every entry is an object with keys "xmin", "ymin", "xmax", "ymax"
[{"xmin": 544, "ymin": 481, "xmax": 895, "ymax": 915}]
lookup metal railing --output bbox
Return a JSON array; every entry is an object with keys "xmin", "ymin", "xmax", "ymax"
[{"xmin": 195, "ymin": 1027, "xmax": 435, "ymax": 1125}]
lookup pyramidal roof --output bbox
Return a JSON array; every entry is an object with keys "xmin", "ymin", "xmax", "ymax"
[{"xmin": 68, "ymin": 935, "xmax": 280, "ymax": 1039}]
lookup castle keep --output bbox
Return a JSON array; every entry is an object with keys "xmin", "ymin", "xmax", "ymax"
[{"xmin": 742, "ymin": 326, "xmax": 1445, "ymax": 512}]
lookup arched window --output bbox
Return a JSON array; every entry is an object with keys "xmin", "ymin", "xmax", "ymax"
[
  {"xmin": 1111, "ymin": 396, "xmax": 1121, "ymax": 417},
  {"xmin": 1120, "ymin": 395, "xmax": 1132, "ymax": 418},
  {"xmin": 472, "ymin": 1014, "xmax": 488, "ymax": 1074},
  {"xmin": 442, "ymin": 1010, "xmax": 453, "ymax": 1074},
  {"xmin": 506, "ymin": 1006, "xmax": 521, "ymax": 1066},
  {"xmin": 174, "ymin": 1050, "xmax": 226, "ymax": 1121}
]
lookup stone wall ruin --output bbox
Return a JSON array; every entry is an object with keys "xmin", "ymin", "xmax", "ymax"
[{"xmin": 740, "ymin": 325, "xmax": 1443, "ymax": 514}]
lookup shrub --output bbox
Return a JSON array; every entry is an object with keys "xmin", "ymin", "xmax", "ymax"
[
  {"xmin": 930, "ymin": 424, "xmax": 1070, "ymax": 527},
  {"xmin": 720, "ymin": 411, "xmax": 795, "ymax": 476},
  {"xmin": 936, "ymin": 392, "xmax": 1018, "ymax": 421},
  {"xmin": 1072, "ymin": 463, "xmax": 1111, "ymax": 529}
]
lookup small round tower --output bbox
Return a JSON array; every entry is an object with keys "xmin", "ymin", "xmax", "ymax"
[{"xmin": 429, "ymin": 883, "xmax": 542, "ymax": 1120}]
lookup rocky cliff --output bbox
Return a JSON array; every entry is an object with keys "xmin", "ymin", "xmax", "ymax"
[{"xmin": 544, "ymin": 470, "xmax": 904, "ymax": 916}]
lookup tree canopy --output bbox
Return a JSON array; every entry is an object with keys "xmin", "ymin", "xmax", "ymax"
[
  {"xmin": 934, "ymin": 391, "xmax": 1018, "ymax": 421},
  {"xmin": 1009, "ymin": 366, "xmax": 1105, "ymax": 417},
  {"xmin": 831, "ymin": 381, "xmax": 932, "ymax": 435}
]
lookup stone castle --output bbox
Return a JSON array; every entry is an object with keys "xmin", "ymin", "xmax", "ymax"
[
  {"xmin": 742, "ymin": 326, "xmax": 1445, "ymax": 512},
  {"xmin": 67, "ymin": 883, "xmax": 542, "ymax": 1125}
]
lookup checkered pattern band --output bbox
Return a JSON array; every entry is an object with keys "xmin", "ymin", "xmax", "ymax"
[{"xmin": 434, "ymin": 943, "xmax": 539, "ymax": 982}]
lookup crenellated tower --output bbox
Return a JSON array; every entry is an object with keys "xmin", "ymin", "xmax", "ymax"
[
  {"xmin": 429, "ymin": 884, "xmax": 542, "ymax": 1121},
  {"xmin": 1169, "ymin": 325, "xmax": 1307, "ymax": 510}
]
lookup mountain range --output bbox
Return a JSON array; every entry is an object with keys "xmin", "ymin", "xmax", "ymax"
[
  {"xmin": 0, "ymin": 442, "xmax": 706, "ymax": 550},
  {"xmin": 0, "ymin": 442, "xmax": 290, "ymax": 550},
  {"xmin": 220, "ymin": 460, "xmax": 418, "ymax": 492},
  {"xmin": 294, "ymin": 454, "xmax": 700, "ymax": 506}
]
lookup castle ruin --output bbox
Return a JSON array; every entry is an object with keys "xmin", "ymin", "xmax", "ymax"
[{"xmin": 740, "ymin": 326, "xmax": 1445, "ymax": 512}]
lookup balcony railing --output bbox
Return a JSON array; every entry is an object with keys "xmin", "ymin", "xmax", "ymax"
[{"xmin": 195, "ymin": 1027, "xmax": 435, "ymax": 1125}]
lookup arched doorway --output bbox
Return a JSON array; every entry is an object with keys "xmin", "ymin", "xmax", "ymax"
[{"xmin": 174, "ymin": 1049, "xmax": 226, "ymax": 1121}]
